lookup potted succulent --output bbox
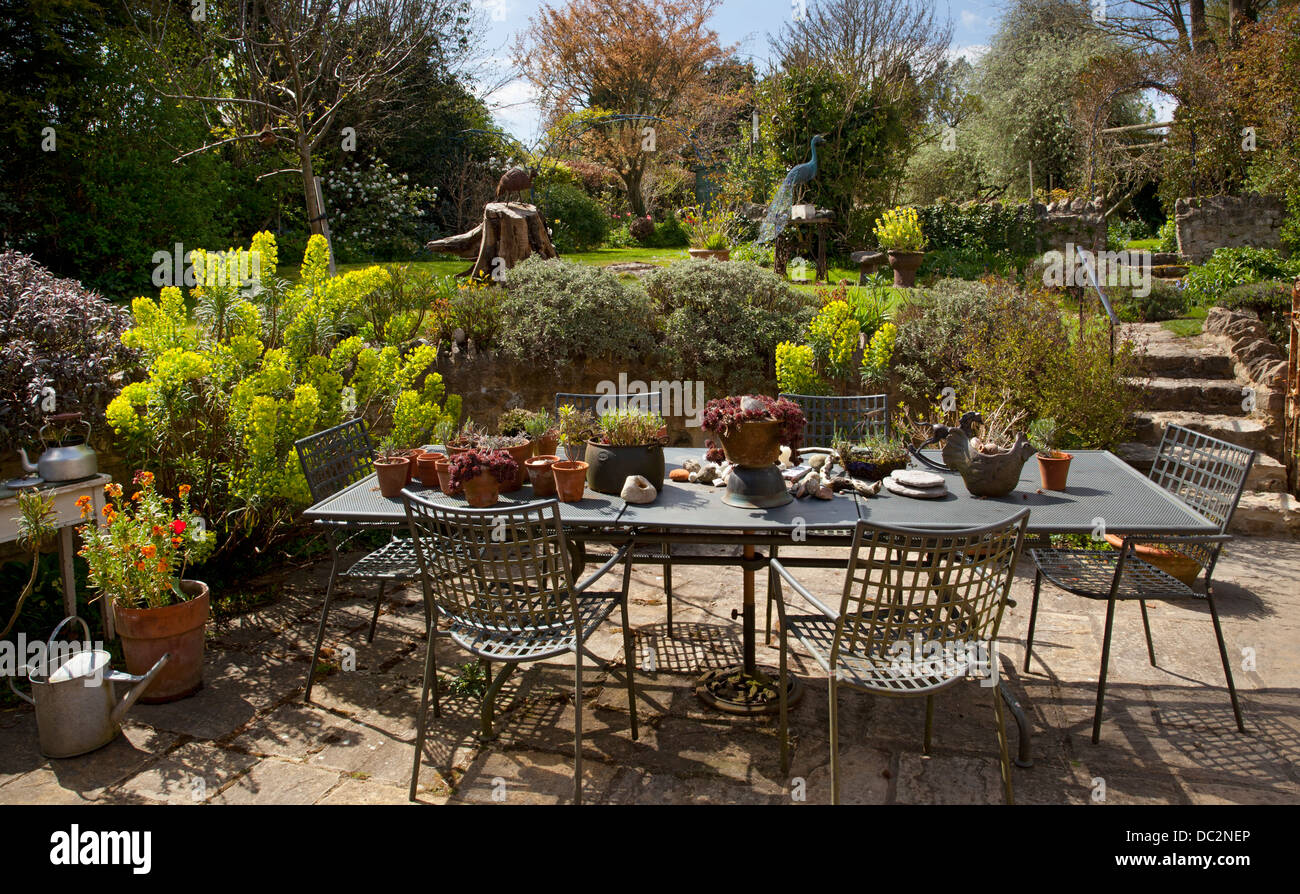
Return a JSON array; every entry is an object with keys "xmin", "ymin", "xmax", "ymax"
[
  {"xmin": 585, "ymin": 408, "xmax": 668, "ymax": 494},
  {"xmin": 77, "ymin": 472, "xmax": 214, "ymax": 702},
  {"xmin": 497, "ymin": 407, "xmax": 533, "ymax": 438},
  {"xmin": 479, "ymin": 434, "xmax": 531, "ymax": 491},
  {"xmin": 703, "ymin": 395, "xmax": 806, "ymax": 508},
  {"xmin": 873, "ymin": 206, "xmax": 927, "ymax": 288},
  {"xmin": 833, "ymin": 430, "xmax": 911, "ymax": 481},
  {"xmin": 557, "ymin": 404, "xmax": 598, "ymax": 462},
  {"xmin": 684, "ymin": 205, "xmax": 732, "ymax": 261},
  {"xmin": 446, "ymin": 420, "xmax": 485, "ymax": 456},
  {"xmin": 373, "ymin": 442, "xmax": 411, "ymax": 498},
  {"xmin": 524, "ymin": 410, "xmax": 560, "ymax": 457},
  {"xmin": 448, "ymin": 449, "xmax": 518, "ymax": 508},
  {"xmin": 1030, "ymin": 418, "xmax": 1073, "ymax": 491}
]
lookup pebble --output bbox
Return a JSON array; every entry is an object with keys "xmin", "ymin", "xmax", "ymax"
[
  {"xmin": 891, "ymin": 469, "xmax": 945, "ymax": 489},
  {"xmin": 669, "ymin": 469, "xmax": 690, "ymax": 482}
]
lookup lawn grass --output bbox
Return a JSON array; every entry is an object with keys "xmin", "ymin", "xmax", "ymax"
[
  {"xmin": 1161, "ymin": 304, "xmax": 1207, "ymax": 337},
  {"xmin": 1126, "ymin": 238, "xmax": 1162, "ymax": 252}
]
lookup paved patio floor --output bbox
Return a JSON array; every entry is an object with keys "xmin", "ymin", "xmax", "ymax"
[{"xmin": 2, "ymin": 536, "xmax": 1298, "ymax": 805}]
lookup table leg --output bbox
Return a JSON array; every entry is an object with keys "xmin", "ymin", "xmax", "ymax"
[
  {"xmin": 59, "ymin": 526, "xmax": 76, "ymax": 619},
  {"xmin": 742, "ymin": 540, "xmax": 756, "ymax": 676}
]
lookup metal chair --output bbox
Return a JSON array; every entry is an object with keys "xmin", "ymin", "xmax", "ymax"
[
  {"xmin": 778, "ymin": 393, "xmax": 889, "ymax": 447},
  {"xmin": 403, "ymin": 491, "xmax": 639, "ymax": 804},
  {"xmin": 770, "ymin": 510, "xmax": 1030, "ymax": 804},
  {"xmin": 765, "ymin": 393, "xmax": 891, "ymax": 644},
  {"xmin": 554, "ymin": 391, "xmax": 677, "ymax": 630},
  {"xmin": 1026, "ymin": 424, "xmax": 1256, "ymax": 743},
  {"xmin": 294, "ymin": 418, "xmax": 421, "ymax": 703}
]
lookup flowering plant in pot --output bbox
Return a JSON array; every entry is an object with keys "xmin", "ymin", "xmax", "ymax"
[
  {"xmin": 1029, "ymin": 418, "xmax": 1073, "ymax": 491},
  {"xmin": 703, "ymin": 395, "xmax": 806, "ymax": 508},
  {"xmin": 585, "ymin": 408, "xmax": 668, "ymax": 494},
  {"xmin": 556, "ymin": 405, "xmax": 597, "ymax": 462},
  {"xmin": 872, "ymin": 206, "xmax": 926, "ymax": 287},
  {"xmin": 683, "ymin": 205, "xmax": 732, "ymax": 261},
  {"xmin": 76, "ymin": 472, "xmax": 214, "ymax": 702},
  {"xmin": 479, "ymin": 434, "xmax": 530, "ymax": 490},
  {"xmin": 448, "ymin": 449, "xmax": 519, "ymax": 507}
]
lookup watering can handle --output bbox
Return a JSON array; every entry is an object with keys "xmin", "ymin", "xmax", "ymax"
[
  {"xmin": 47, "ymin": 615, "xmax": 92, "ymax": 655},
  {"xmin": 108, "ymin": 653, "xmax": 170, "ymax": 725}
]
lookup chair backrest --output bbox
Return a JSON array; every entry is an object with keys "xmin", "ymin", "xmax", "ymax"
[
  {"xmin": 779, "ymin": 393, "xmax": 889, "ymax": 446},
  {"xmin": 554, "ymin": 391, "xmax": 662, "ymax": 418},
  {"xmin": 1148, "ymin": 424, "xmax": 1255, "ymax": 566},
  {"xmin": 403, "ymin": 491, "xmax": 577, "ymax": 634},
  {"xmin": 831, "ymin": 511, "xmax": 1029, "ymax": 678},
  {"xmin": 295, "ymin": 418, "xmax": 375, "ymax": 504}
]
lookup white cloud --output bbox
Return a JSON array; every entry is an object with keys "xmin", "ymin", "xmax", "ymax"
[{"xmin": 948, "ymin": 44, "xmax": 989, "ymax": 65}]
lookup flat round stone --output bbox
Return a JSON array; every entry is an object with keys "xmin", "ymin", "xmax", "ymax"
[
  {"xmin": 884, "ymin": 477, "xmax": 949, "ymax": 499},
  {"xmin": 890, "ymin": 469, "xmax": 945, "ymax": 489}
]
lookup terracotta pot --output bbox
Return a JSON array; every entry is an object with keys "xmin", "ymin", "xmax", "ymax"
[
  {"xmin": 551, "ymin": 461, "xmax": 588, "ymax": 502},
  {"xmin": 462, "ymin": 472, "xmax": 500, "ymax": 508},
  {"xmin": 689, "ymin": 248, "xmax": 730, "ymax": 261},
  {"xmin": 525, "ymin": 455, "xmax": 560, "ymax": 497},
  {"xmin": 446, "ymin": 444, "xmax": 473, "ymax": 457},
  {"xmin": 584, "ymin": 441, "xmax": 665, "ymax": 494},
  {"xmin": 374, "ymin": 457, "xmax": 409, "ymax": 498},
  {"xmin": 398, "ymin": 449, "xmax": 425, "ymax": 485},
  {"xmin": 532, "ymin": 434, "xmax": 559, "ymax": 457},
  {"xmin": 113, "ymin": 581, "xmax": 209, "ymax": 703},
  {"xmin": 415, "ymin": 452, "xmax": 442, "ymax": 488},
  {"xmin": 434, "ymin": 456, "xmax": 458, "ymax": 495},
  {"xmin": 717, "ymin": 419, "xmax": 784, "ymax": 468},
  {"xmin": 1104, "ymin": 534, "xmax": 1201, "ymax": 586},
  {"xmin": 887, "ymin": 250, "xmax": 925, "ymax": 287},
  {"xmin": 1037, "ymin": 451, "xmax": 1073, "ymax": 491},
  {"xmin": 502, "ymin": 442, "xmax": 532, "ymax": 491}
]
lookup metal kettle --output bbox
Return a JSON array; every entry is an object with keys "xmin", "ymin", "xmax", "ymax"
[{"xmin": 17, "ymin": 412, "xmax": 98, "ymax": 482}]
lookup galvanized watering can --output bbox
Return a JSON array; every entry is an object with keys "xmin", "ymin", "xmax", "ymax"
[{"xmin": 7, "ymin": 616, "xmax": 169, "ymax": 758}]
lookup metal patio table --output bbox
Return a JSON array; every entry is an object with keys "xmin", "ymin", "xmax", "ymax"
[{"xmin": 303, "ymin": 447, "xmax": 1217, "ymax": 767}]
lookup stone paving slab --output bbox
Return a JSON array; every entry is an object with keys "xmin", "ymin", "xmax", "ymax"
[{"xmin": 2, "ymin": 536, "xmax": 1298, "ymax": 806}]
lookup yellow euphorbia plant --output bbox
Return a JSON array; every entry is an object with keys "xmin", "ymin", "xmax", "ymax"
[
  {"xmin": 872, "ymin": 206, "xmax": 927, "ymax": 252},
  {"xmin": 107, "ymin": 234, "xmax": 461, "ymax": 554}
]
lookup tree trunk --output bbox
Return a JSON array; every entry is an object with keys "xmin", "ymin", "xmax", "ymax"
[
  {"xmin": 427, "ymin": 202, "xmax": 558, "ymax": 279},
  {"xmin": 300, "ymin": 146, "xmax": 327, "ymax": 237},
  {"xmin": 1190, "ymin": 0, "xmax": 1213, "ymax": 52},
  {"xmin": 623, "ymin": 163, "xmax": 647, "ymax": 217}
]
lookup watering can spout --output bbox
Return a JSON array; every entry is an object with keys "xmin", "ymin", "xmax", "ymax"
[
  {"xmin": 108, "ymin": 653, "xmax": 170, "ymax": 725},
  {"xmin": 16, "ymin": 447, "xmax": 37, "ymax": 474}
]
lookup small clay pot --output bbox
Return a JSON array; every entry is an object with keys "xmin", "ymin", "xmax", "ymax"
[
  {"xmin": 434, "ymin": 456, "xmax": 458, "ymax": 495},
  {"xmin": 502, "ymin": 442, "xmax": 532, "ymax": 491},
  {"xmin": 415, "ymin": 452, "xmax": 442, "ymax": 488},
  {"xmin": 398, "ymin": 449, "xmax": 425, "ymax": 485},
  {"xmin": 525, "ymin": 454, "xmax": 560, "ymax": 497},
  {"xmin": 462, "ymin": 472, "xmax": 500, "ymax": 508},
  {"xmin": 1037, "ymin": 451, "xmax": 1072, "ymax": 491},
  {"xmin": 374, "ymin": 457, "xmax": 409, "ymax": 498},
  {"xmin": 551, "ymin": 460, "xmax": 588, "ymax": 502}
]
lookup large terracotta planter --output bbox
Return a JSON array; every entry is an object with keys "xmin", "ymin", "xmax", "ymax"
[
  {"xmin": 374, "ymin": 458, "xmax": 409, "ymax": 498},
  {"xmin": 462, "ymin": 472, "xmax": 500, "ymax": 508},
  {"xmin": 689, "ymin": 248, "xmax": 730, "ymax": 261},
  {"xmin": 551, "ymin": 461, "xmax": 588, "ymax": 502},
  {"xmin": 887, "ymin": 250, "xmax": 924, "ymax": 288},
  {"xmin": 584, "ymin": 441, "xmax": 665, "ymax": 494},
  {"xmin": 502, "ymin": 442, "xmax": 531, "ymax": 491},
  {"xmin": 717, "ymin": 419, "xmax": 784, "ymax": 467},
  {"xmin": 114, "ymin": 581, "xmax": 209, "ymax": 703},
  {"xmin": 1037, "ymin": 451, "xmax": 1073, "ymax": 491},
  {"xmin": 525, "ymin": 455, "xmax": 560, "ymax": 497},
  {"xmin": 1104, "ymin": 535, "xmax": 1200, "ymax": 586}
]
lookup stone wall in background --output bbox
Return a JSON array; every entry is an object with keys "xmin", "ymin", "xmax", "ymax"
[
  {"xmin": 1175, "ymin": 194, "xmax": 1284, "ymax": 263},
  {"xmin": 1035, "ymin": 198, "xmax": 1106, "ymax": 255}
]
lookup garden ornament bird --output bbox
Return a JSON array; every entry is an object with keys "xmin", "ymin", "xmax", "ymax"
[
  {"xmin": 495, "ymin": 166, "xmax": 537, "ymax": 202},
  {"xmin": 909, "ymin": 411, "xmax": 1037, "ymax": 497},
  {"xmin": 757, "ymin": 134, "xmax": 826, "ymax": 244}
]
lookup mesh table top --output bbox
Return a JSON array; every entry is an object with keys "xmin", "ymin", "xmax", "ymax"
[{"xmin": 302, "ymin": 447, "xmax": 1216, "ymax": 536}]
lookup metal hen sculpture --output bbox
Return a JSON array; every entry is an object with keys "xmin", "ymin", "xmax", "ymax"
[
  {"xmin": 910, "ymin": 411, "xmax": 1037, "ymax": 498},
  {"xmin": 757, "ymin": 134, "xmax": 826, "ymax": 244}
]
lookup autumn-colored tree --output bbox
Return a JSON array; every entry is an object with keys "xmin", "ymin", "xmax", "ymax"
[{"xmin": 515, "ymin": 0, "xmax": 734, "ymax": 215}]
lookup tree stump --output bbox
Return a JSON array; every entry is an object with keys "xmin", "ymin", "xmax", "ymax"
[{"xmin": 426, "ymin": 202, "xmax": 558, "ymax": 279}]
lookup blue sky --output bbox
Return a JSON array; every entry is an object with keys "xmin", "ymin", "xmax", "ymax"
[{"xmin": 471, "ymin": 0, "xmax": 1002, "ymax": 142}]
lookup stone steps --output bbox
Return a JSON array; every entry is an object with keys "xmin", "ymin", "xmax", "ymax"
[
  {"xmin": 1131, "ymin": 411, "xmax": 1280, "ymax": 456},
  {"xmin": 1127, "ymin": 376, "xmax": 1250, "ymax": 415},
  {"xmin": 1230, "ymin": 492, "xmax": 1300, "ymax": 537},
  {"xmin": 1116, "ymin": 441, "xmax": 1288, "ymax": 493},
  {"xmin": 1133, "ymin": 340, "xmax": 1234, "ymax": 379}
]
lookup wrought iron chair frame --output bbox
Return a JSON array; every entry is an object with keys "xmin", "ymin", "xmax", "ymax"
[
  {"xmin": 770, "ymin": 510, "xmax": 1030, "ymax": 804},
  {"xmin": 1025, "ymin": 423, "xmax": 1256, "ymax": 743},
  {"xmin": 402, "ymin": 491, "xmax": 640, "ymax": 804},
  {"xmin": 554, "ymin": 391, "xmax": 678, "ymax": 630},
  {"xmin": 295, "ymin": 418, "xmax": 422, "ymax": 703},
  {"xmin": 778, "ymin": 392, "xmax": 890, "ymax": 448}
]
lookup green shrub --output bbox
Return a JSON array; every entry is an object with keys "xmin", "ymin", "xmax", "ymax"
[
  {"xmin": 916, "ymin": 201, "xmax": 1038, "ymax": 255},
  {"xmin": 645, "ymin": 260, "xmax": 813, "ymax": 396},
  {"xmin": 731, "ymin": 241, "xmax": 775, "ymax": 268},
  {"xmin": 541, "ymin": 183, "xmax": 609, "ymax": 252},
  {"xmin": 1158, "ymin": 219, "xmax": 1178, "ymax": 253},
  {"xmin": 643, "ymin": 212, "xmax": 689, "ymax": 248},
  {"xmin": 775, "ymin": 342, "xmax": 827, "ymax": 394},
  {"xmin": 1114, "ymin": 280, "xmax": 1190, "ymax": 323},
  {"xmin": 435, "ymin": 278, "xmax": 503, "ymax": 350},
  {"xmin": 919, "ymin": 246, "xmax": 1029, "ymax": 281},
  {"xmin": 500, "ymin": 257, "xmax": 659, "ymax": 370},
  {"xmin": 1218, "ymin": 280, "xmax": 1293, "ymax": 344},
  {"xmin": 1183, "ymin": 246, "xmax": 1300, "ymax": 305}
]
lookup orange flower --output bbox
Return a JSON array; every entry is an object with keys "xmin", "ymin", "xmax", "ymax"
[
  {"xmin": 76, "ymin": 495, "xmax": 92, "ymax": 518},
  {"xmin": 105, "ymin": 483, "xmax": 122, "ymax": 498},
  {"xmin": 179, "ymin": 484, "xmax": 191, "ymax": 496},
  {"xmin": 102, "ymin": 504, "xmax": 114, "ymax": 519},
  {"xmin": 156, "ymin": 560, "xmax": 168, "ymax": 573},
  {"xmin": 152, "ymin": 525, "xmax": 165, "ymax": 537},
  {"xmin": 141, "ymin": 545, "xmax": 156, "ymax": 559},
  {"xmin": 131, "ymin": 491, "xmax": 143, "ymax": 501},
  {"xmin": 171, "ymin": 536, "xmax": 182, "ymax": 545},
  {"xmin": 134, "ymin": 561, "xmax": 146, "ymax": 571}
]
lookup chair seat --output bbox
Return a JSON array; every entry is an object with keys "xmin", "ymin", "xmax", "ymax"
[
  {"xmin": 448, "ymin": 592, "xmax": 621, "ymax": 662},
  {"xmin": 1030, "ymin": 547, "xmax": 1200, "ymax": 601},
  {"xmin": 785, "ymin": 613, "xmax": 977, "ymax": 695},
  {"xmin": 343, "ymin": 537, "xmax": 420, "ymax": 581}
]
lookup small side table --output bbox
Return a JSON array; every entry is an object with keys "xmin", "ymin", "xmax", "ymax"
[
  {"xmin": 774, "ymin": 217, "xmax": 832, "ymax": 283},
  {"xmin": 0, "ymin": 474, "xmax": 111, "ymax": 635}
]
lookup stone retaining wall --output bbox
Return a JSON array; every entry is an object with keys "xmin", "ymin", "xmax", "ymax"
[
  {"xmin": 1035, "ymin": 198, "xmax": 1106, "ymax": 255},
  {"xmin": 1203, "ymin": 305, "xmax": 1288, "ymax": 453},
  {"xmin": 1175, "ymin": 194, "xmax": 1285, "ymax": 264}
]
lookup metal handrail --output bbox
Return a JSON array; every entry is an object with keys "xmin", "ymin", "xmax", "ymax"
[{"xmin": 1075, "ymin": 247, "xmax": 1119, "ymax": 366}]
